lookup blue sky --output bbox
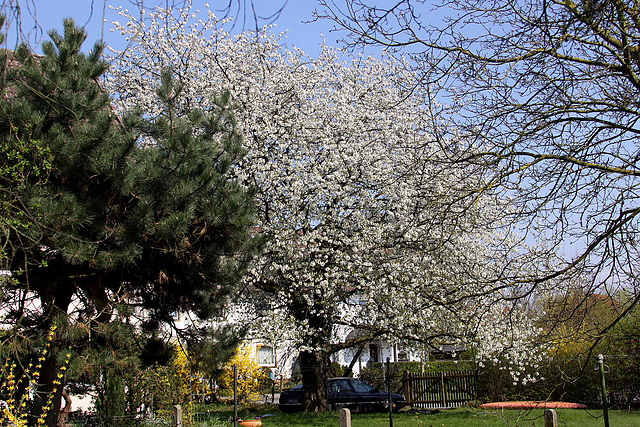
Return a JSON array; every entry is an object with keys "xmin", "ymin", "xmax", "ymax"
[{"xmin": 2, "ymin": 0, "xmax": 342, "ymax": 57}]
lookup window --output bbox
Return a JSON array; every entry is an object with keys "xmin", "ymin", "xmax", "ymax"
[
  {"xmin": 369, "ymin": 344, "xmax": 379, "ymax": 363},
  {"xmin": 257, "ymin": 345, "xmax": 275, "ymax": 366},
  {"xmin": 330, "ymin": 379, "xmax": 353, "ymax": 393}
]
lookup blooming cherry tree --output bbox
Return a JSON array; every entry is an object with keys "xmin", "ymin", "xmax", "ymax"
[{"xmin": 106, "ymin": 3, "xmax": 538, "ymax": 411}]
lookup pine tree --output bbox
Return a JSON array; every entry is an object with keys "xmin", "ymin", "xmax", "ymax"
[{"xmin": 0, "ymin": 20, "xmax": 260, "ymax": 426}]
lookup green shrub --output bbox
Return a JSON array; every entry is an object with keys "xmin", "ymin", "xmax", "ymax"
[{"xmin": 476, "ymin": 355, "xmax": 639, "ymax": 408}]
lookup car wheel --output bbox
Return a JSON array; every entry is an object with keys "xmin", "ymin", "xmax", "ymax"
[{"xmin": 361, "ymin": 403, "xmax": 375, "ymax": 413}]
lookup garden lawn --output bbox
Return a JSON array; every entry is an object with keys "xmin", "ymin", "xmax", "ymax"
[{"xmin": 196, "ymin": 405, "xmax": 640, "ymax": 426}]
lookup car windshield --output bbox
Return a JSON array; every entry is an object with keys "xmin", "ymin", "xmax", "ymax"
[{"xmin": 350, "ymin": 379, "xmax": 375, "ymax": 393}]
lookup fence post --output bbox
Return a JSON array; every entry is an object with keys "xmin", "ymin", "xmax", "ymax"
[
  {"xmin": 271, "ymin": 375, "xmax": 276, "ymax": 404},
  {"xmin": 544, "ymin": 409, "xmax": 557, "ymax": 427},
  {"xmin": 474, "ymin": 369, "xmax": 479, "ymax": 401},
  {"xmin": 403, "ymin": 370, "xmax": 411, "ymax": 406},
  {"xmin": 339, "ymin": 408, "xmax": 351, "ymax": 427},
  {"xmin": 233, "ymin": 364, "xmax": 238, "ymax": 427},
  {"xmin": 440, "ymin": 371, "xmax": 446, "ymax": 407},
  {"xmin": 597, "ymin": 354, "xmax": 610, "ymax": 427},
  {"xmin": 386, "ymin": 358, "xmax": 393, "ymax": 427},
  {"xmin": 172, "ymin": 405, "xmax": 182, "ymax": 427}
]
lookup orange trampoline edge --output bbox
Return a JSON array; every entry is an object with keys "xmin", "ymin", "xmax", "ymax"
[{"xmin": 479, "ymin": 401, "xmax": 588, "ymax": 410}]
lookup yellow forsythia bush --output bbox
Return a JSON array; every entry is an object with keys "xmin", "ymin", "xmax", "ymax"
[
  {"xmin": 219, "ymin": 344, "xmax": 269, "ymax": 403},
  {"xmin": 0, "ymin": 325, "xmax": 70, "ymax": 427}
]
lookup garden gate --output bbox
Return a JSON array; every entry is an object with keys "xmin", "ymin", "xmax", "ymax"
[{"xmin": 401, "ymin": 370, "xmax": 478, "ymax": 409}]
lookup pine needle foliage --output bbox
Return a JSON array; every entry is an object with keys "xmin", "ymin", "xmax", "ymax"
[{"xmin": 0, "ymin": 18, "xmax": 260, "ymax": 426}]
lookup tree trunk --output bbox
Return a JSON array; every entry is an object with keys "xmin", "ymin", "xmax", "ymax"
[
  {"xmin": 57, "ymin": 389, "xmax": 72, "ymax": 427},
  {"xmin": 35, "ymin": 351, "xmax": 67, "ymax": 427},
  {"xmin": 300, "ymin": 350, "xmax": 330, "ymax": 412},
  {"xmin": 289, "ymin": 290, "xmax": 334, "ymax": 412},
  {"xmin": 343, "ymin": 344, "xmax": 366, "ymax": 378},
  {"xmin": 30, "ymin": 281, "xmax": 73, "ymax": 427}
]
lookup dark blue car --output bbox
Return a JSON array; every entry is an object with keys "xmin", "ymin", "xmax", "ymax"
[{"xmin": 278, "ymin": 377, "xmax": 407, "ymax": 413}]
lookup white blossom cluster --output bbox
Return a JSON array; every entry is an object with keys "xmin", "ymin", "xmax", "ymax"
[{"xmin": 105, "ymin": 2, "xmax": 543, "ymax": 377}]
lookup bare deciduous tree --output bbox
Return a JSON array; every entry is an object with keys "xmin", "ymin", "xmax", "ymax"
[{"xmin": 317, "ymin": 0, "xmax": 640, "ymax": 350}]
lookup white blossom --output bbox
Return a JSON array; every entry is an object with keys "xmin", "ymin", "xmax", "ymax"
[{"xmin": 106, "ymin": 3, "xmax": 545, "ymax": 378}]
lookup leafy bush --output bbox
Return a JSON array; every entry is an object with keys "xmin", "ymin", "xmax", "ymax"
[{"xmin": 218, "ymin": 344, "xmax": 269, "ymax": 402}]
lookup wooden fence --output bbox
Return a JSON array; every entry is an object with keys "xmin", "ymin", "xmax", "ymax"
[{"xmin": 401, "ymin": 370, "xmax": 478, "ymax": 409}]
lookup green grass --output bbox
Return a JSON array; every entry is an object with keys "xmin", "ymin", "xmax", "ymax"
[{"xmin": 192, "ymin": 404, "xmax": 640, "ymax": 427}]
